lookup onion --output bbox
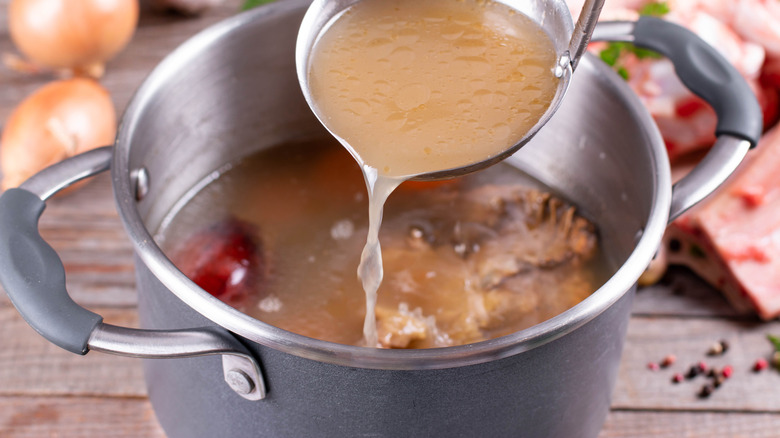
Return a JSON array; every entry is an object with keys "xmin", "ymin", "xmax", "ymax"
[
  {"xmin": 1, "ymin": 78, "xmax": 117, "ymax": 191},
  {"xmin": 9, "ymin": 0, "xmax": 139, "ymax": 76}
]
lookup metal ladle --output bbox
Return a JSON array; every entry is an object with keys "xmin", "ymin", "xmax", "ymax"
[{"xmin": 296, "ymin": 0, "xmax": 605, "ymax": 180}]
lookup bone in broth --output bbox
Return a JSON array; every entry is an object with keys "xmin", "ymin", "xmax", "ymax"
[
  {"xmin": 308, "ymin": 0, "xmax": 560, "ymax": 177},
  {"xmin": 161, "ymin": 139, "xmax": 606, "ymax": 349},
  {"xmin": 306, "ymin": 0, "xmax": 562, "ymax": 346}
]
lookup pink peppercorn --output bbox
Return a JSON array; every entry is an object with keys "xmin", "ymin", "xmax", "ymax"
[
  {"xmin": 647, "ymin": 362, "xmax": 660, "ymax": 371},
  {"xmin": 722, "ymin": 365, "xmax": 733, "ymax": 378},
  {"xmin": 754, "ymin": 358, "xmax": 769, "ymax": 372},
  {"xmin": 672, "ymin": 373, "xmax": 684, "ymax": 383},
  {"xmin": 697, "ymin": 361, "xmax": 708, "ymax": 373}
]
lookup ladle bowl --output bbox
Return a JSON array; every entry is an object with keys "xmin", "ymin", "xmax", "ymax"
[{"xmin": 295, "ymin": 0, "xmax": 605, "ymax": 180}]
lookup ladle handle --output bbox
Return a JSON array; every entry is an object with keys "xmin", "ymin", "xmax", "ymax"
[
  {"xmin": 592, "ymin": 18, "xmax": 761, "ymax": 220},
  {"xmin": 0, "ymin": 148, "xmax": 265, "ymax": 401},
  {"xmin": 569, "ymin": 0, "xmax": 606, "ymax": 71}
]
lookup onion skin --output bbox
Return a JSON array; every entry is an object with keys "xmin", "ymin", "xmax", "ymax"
[
  {"xmin": 9, "ymin": 0, "xmax": 139, "ymax": 73},
  {"xmin": 1, "ymin": 78, "xmax": 116, "ymax": 191}
]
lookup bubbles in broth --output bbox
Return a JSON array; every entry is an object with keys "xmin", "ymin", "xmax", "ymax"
[{"xmin": 159, "ymin": 139, "xmax": 607, "ymax": 349}]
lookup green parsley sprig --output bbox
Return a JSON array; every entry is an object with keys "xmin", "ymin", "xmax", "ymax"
[
  {"xmin": 598, "ymin": 1, "xmax": 670, "ymax": 80},
  {"xmin": 767, "ymin": 334, "xmax": 780, "ymax": 370},
  {"xmin": 241, "ymin": 0, "xmax": 276, "ymax": 11}
]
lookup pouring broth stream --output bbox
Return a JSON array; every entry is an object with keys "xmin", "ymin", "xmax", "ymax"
[{"xmin": 308, "ymin": 0, "xmax": 561, "ymax": 346}]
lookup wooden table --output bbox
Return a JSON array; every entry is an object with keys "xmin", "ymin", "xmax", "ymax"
[{"xmin": 2, "ymin": 2, "xmax": 780, "ymax": 436}]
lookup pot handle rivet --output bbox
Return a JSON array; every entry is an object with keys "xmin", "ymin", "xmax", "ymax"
[
  {"xmin": 226, "ymin": 369, "xmax": 255, "ymax": 395},
  {"xmin": 130, "ymin": 167, "xmax": 150, "ymax": 202}
]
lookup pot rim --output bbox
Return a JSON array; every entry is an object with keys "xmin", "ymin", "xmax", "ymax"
[{"xmin": 112, "ymin": 0, "xmax": 671, "ymax": 370}]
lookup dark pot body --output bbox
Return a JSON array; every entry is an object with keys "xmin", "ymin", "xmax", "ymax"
[
  {"xmin": 138, "ymin": 257, "xmax": 634, "ymax": 438},
  {"xmin": 112, "ymin": 1, "xmax": 667, "ymax": 436}
]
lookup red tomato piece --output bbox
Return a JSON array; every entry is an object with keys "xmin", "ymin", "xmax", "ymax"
[{"xmin": 171, "ymin": 218, "xmax": 263, "ymax": 307}]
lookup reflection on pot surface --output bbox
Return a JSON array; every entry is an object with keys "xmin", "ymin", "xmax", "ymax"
[{"xmin": 158, "ymin": 138, "xmax": 609, "ymax": 349}]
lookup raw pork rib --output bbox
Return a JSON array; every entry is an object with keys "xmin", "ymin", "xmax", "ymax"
[
  {"xmin": 566, "ymin": 0, "xmax": 780, "ymax": 319},
  {"xmin": 666, "ymin": 125, "xmax": 780, "ymax": 319}
]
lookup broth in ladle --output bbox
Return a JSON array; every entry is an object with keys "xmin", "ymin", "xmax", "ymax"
[{"xmin": 308, "ymin": 0, "xmax": 560, "ymax": 177}]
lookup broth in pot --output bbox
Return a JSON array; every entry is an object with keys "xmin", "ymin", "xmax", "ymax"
[{"xmin": 159, "ymin": 139, "xmax": 606, "ymax": 349}]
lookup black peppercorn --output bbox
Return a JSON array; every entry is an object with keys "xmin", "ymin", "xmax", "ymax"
[{"xmin": 707, "ymin": 340, "xmax": 730, "ymax": 356}]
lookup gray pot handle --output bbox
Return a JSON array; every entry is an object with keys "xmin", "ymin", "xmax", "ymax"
[
  {"xmin": 593, "ymin": 17, "xmax": 760, "ymax": 220},
  {"xmin": 0, "ymin": 147, "xmax": 265, "ymax": 401}
]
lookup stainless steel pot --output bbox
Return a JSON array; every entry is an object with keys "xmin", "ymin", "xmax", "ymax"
[{"xmin": 0, "ymin": 1, "xmax": 761, "ymax": 437}]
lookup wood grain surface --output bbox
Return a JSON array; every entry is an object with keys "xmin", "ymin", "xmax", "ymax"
[
  {"xmin": 1, "ymin": 1, "xmax": 780, "ymax": 437},
  {"xmin": 0, "ymin": 397, "xmax": 166, "ymax": 437}
]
